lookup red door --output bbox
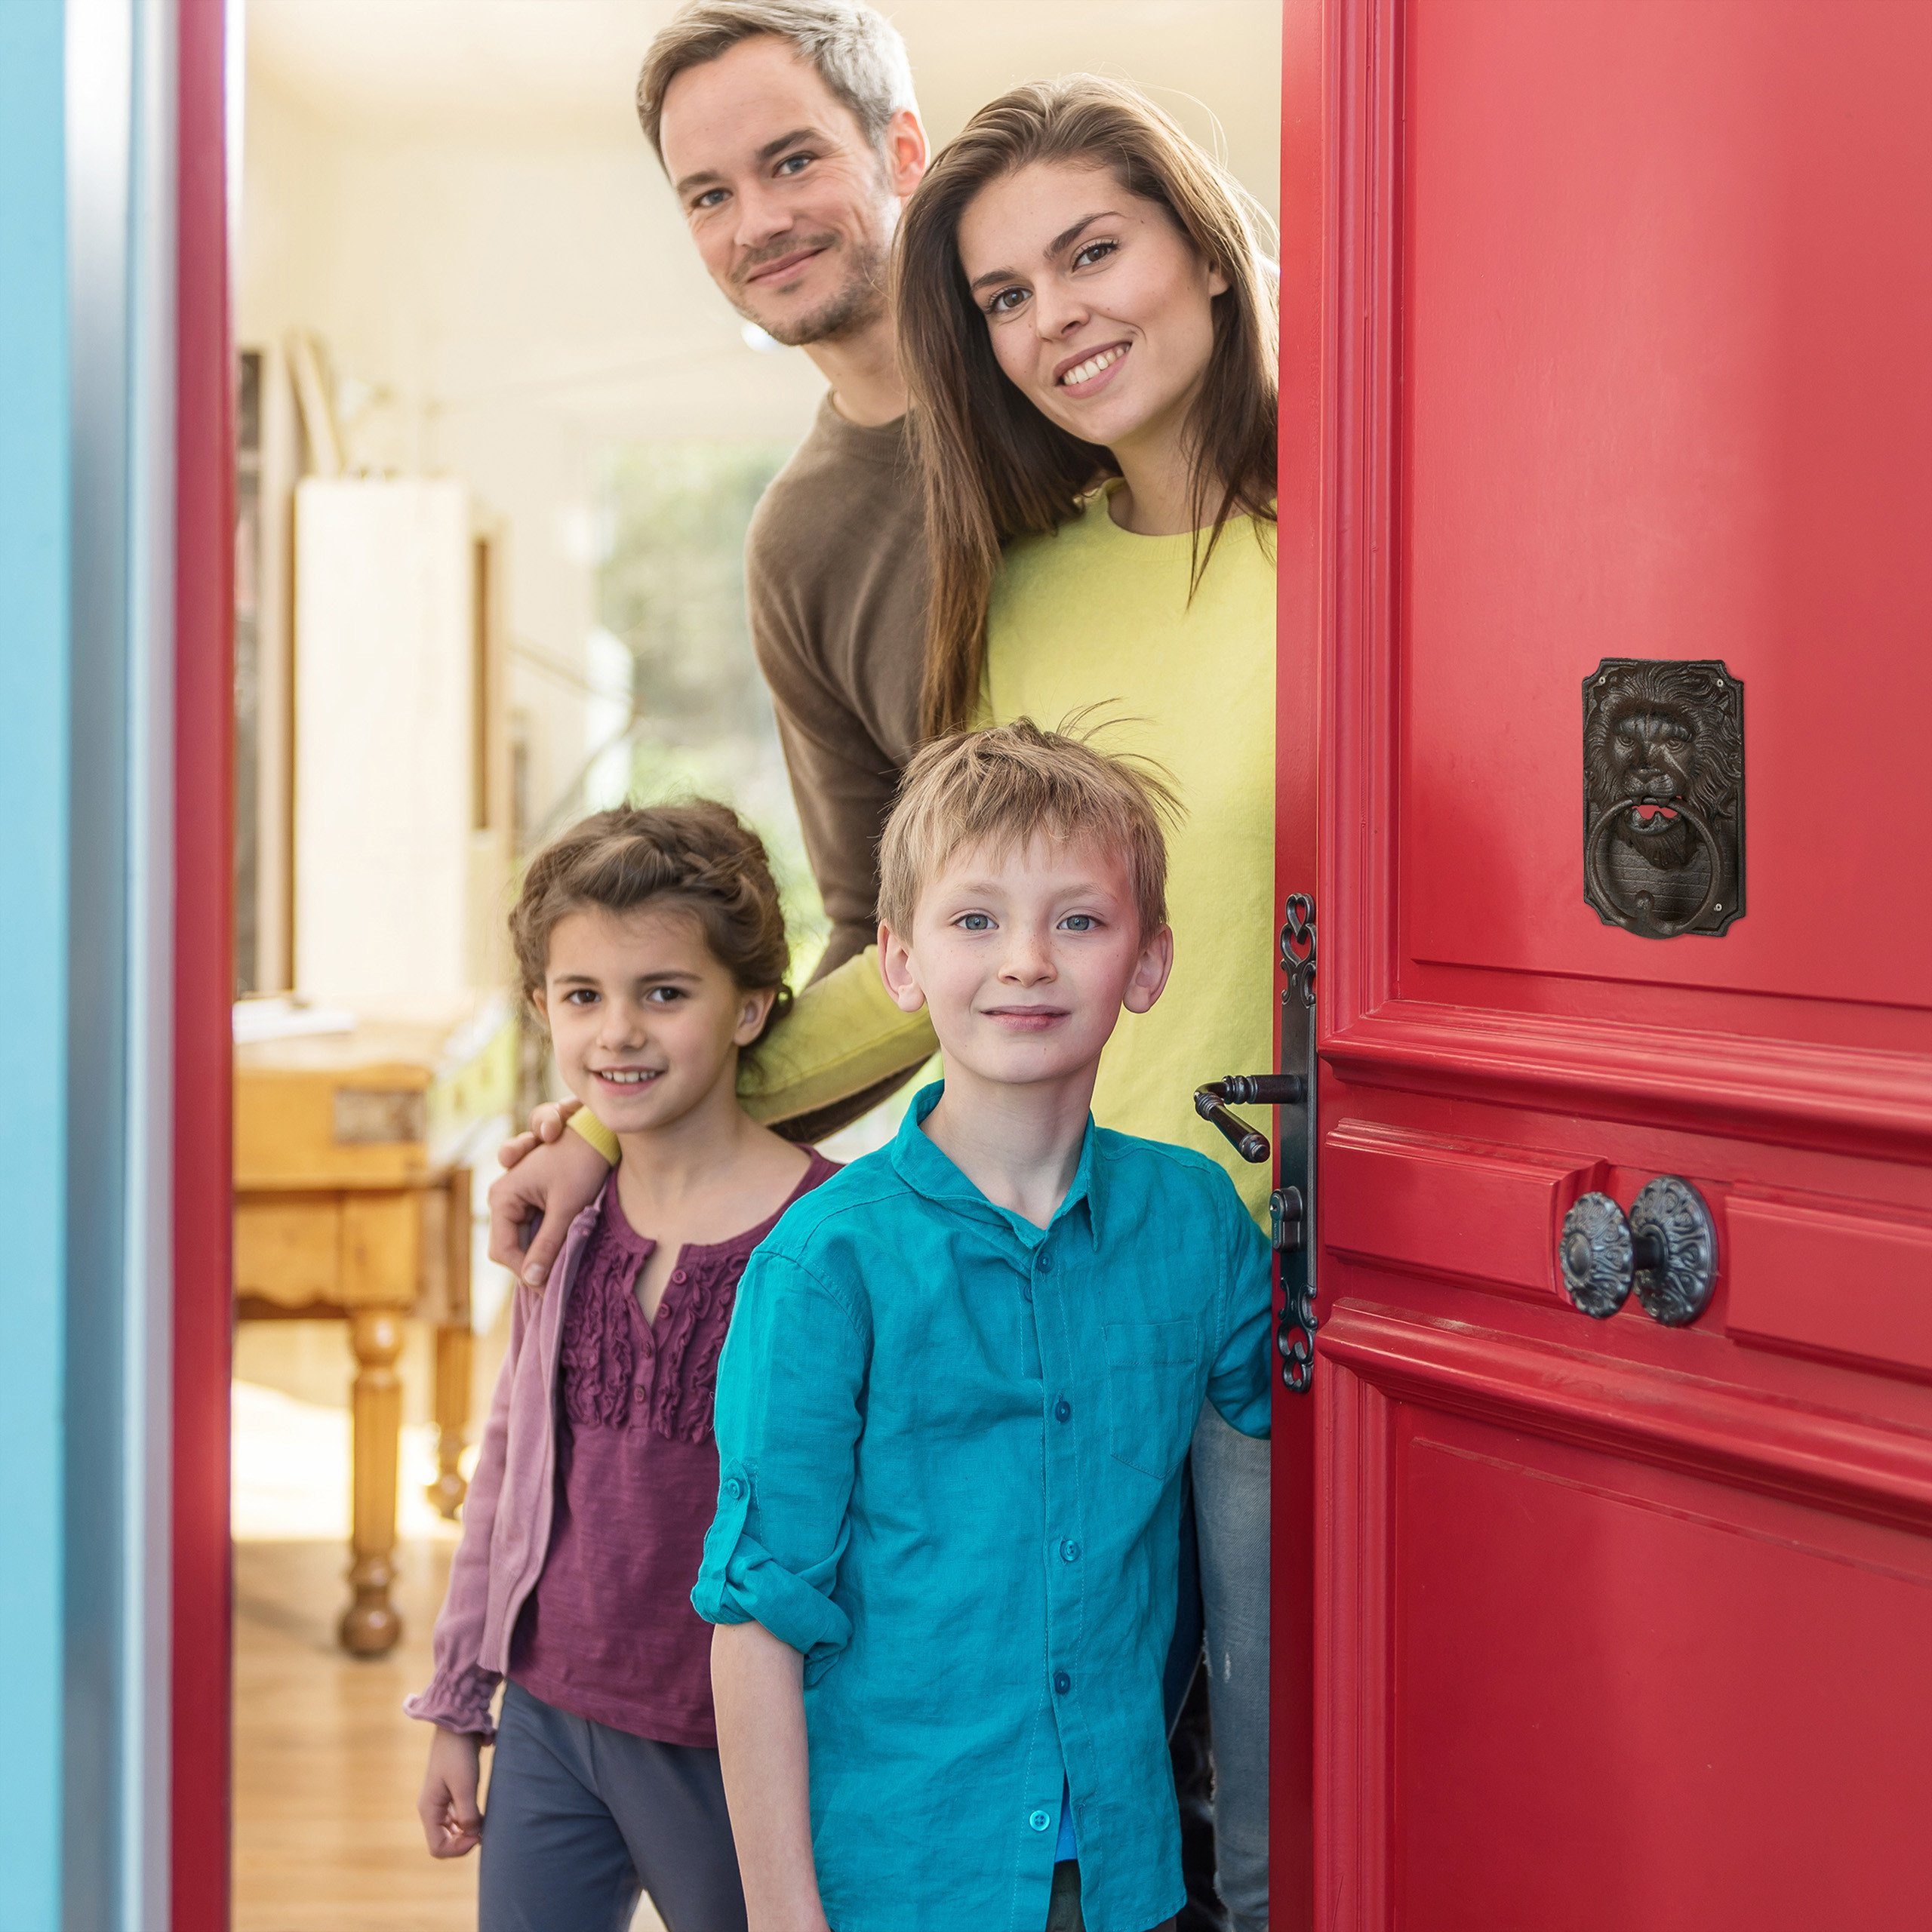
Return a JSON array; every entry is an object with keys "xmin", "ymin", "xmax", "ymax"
[{"xmin": 1281, "ymin": 2, "xmax": 1932, "ymax": 1925}]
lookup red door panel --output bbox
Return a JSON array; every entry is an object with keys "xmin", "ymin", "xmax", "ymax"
[
  {"xmin": 1288, "ymin": 1, "xmax": 1932, "ymax": 1924},
  {"xmin": 1393, "ymin": 1410, "xmax": 1932, "ymax": 1932},
  {"xmin": 1394, "ymin": 0, "xmax": 1932, "ymax": 1038}
]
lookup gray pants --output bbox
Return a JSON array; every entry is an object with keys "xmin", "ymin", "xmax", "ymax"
[
  {"xmin": 1044, "ymin": 1861, "xmax": 1176, "ymax": 1932},
  {"xmin": 1192, "ymin": 1403, "xmax": 1271, "ymax": 1932},
  {"xmin": 480, "ymin": 1681, "xmax": 747, "ymax": 1932}
]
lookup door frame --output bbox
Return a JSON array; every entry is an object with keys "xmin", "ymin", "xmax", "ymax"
[
  {"xmin": 172, "ymin": 0, "xmax": 235, "ymax": 1918},
  {"xmin": 1274, "ymin": 2, "xmax": 1334, "ymax": 1927}
]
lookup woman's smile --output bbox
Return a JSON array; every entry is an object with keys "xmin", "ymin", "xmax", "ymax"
[{"xmin": 1055, "ymin": 340, "xmax": 1131, "ymax": 392}]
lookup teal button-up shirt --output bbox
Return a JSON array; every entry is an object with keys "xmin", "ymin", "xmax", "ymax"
[{"xmin": 694, "ymin": 1084, "xmax": 1272, "ymax": 1932}]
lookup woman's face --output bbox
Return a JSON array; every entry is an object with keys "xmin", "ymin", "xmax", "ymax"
[{"xmin": 956, "ymin": 158, "xmax": 1227, "ymax": 460}]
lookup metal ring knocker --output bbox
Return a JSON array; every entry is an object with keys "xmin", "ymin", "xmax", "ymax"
[
  {"xmin": 1583, "ymin": 796, "xmax": 1726, "ymax": 940},
  {"xmin": 1558, "ymin": 1177, "xmax": 1718, "ymax": 1326}
]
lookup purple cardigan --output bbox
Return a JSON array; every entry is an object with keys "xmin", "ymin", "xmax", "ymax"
[{"xmin": 405, "ymin": 1202, "xmax": 604, "ymax": 1738}]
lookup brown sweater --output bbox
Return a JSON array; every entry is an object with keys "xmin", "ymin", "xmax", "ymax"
[{"xmin": 746, "ymin": 395, "xmax": 927, "ymax": 979}]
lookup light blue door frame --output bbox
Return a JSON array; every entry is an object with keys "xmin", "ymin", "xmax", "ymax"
[
  {"xmin": 0, "ymin": 0, "xmax": 77, "ymax": 1912},
  {"xmin": 2, "ymin": 0, "xmax": 179, "ymax": 1924}
]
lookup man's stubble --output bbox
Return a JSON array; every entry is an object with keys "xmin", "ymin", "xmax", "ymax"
[{"xmin": 746, "ymin": 231, "xmax": 891, "ymax": 348}]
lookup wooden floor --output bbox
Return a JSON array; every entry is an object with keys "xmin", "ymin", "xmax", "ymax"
[
  {"xmin": 232, "ymin": 1294, "xmax": 666, "ymax": 1930},
  {"xmin": 235, "ymin": 1536, "xmax": 482, "ymax": 1931},
  {"xmin": 235, "ymin": 1537, "xmax": 669, "ymax": 1932}
]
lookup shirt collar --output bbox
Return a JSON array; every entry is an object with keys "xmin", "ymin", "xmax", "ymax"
[{"xmin": 888, "ymin": 1081, "xmax": 1103, "ymax": 1249}]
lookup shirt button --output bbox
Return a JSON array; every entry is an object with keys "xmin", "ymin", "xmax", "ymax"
[
  {"xmin": 1028, "ymin": 1809, "xmax": 1051, "ymax": 1832},
  {"xmin": 1052, "ymin": 1670, "xmax": 1072, "ymax": 1695},
  {"xmin": 724, "ymin": 1476, "xmax": 746, "ymax": 1500},
  {"xmin": 1021, "ymin": 1281, "xmax": 1033, "ymax": 1303},
  {"xmin": 1036, "ymin": 1252, "xmax": 1053, "ymax": 1274},
  {"xmin": 1060, "ymin": 1540, "xmax": 1081, "ymax": 1563},
  {"xmin": 633, "ymin": 1386, "xmax": 647, "ymax": 1404},
  {"xmin": 672, "ymin": 1267, "xmax": 688, "ymax": 1283},
  {"xmin": 1054, "ymin": 1398, "xmax": 1072, "ymax": 1423}
]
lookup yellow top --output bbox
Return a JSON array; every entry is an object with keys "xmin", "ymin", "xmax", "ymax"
[
  {"xmin": 575, "ymin": 491, "xmax": 1277, "ymax": 1222},
  {"xmin": 981, "ymin": 492, "xmax": 1277, "ymax": 1219}
]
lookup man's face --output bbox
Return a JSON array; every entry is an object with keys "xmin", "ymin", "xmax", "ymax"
[
  {"xmin": 878, "ymin": 832, "xmax": 1172, "ymax": 1094},
  {"xmin": 659, "ymin": 35, "xmax": 916, "ymax": 347}
]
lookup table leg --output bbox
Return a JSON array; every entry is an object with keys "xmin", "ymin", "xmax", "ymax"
[
  {"xmin": 426, "ymin": 1164, "xmax": 473, "ymax": 1520},
  {"xmin": 427, "ymin": 1319, "xmax": 472, "ymax": 1519},
  {"xmin": 340, "ymin": 1306, "xmax": 405, "ymax": 1656}
]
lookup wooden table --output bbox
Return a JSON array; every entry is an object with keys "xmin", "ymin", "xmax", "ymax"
[{"xmin": 235, "ymin": 1012, "xmax": 508, "ymax": 1654}]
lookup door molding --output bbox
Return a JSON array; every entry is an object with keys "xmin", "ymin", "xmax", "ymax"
[
  {"xmin": 1326, "ymin": 1003, "xmax": 1932, "ymax": 1161},
  {"xmin": 1322, "ymin": 1303, "xmax": 1932, "ymax": 1534}
]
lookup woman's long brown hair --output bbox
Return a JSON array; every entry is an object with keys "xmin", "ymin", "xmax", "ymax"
[{"xmin": 894, "ymin": 76, "xmax": 1278, "ymax": 737}]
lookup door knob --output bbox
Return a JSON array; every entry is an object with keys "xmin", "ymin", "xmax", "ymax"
[{"xmin": 1558, "ymin": 1176, "xmax": 1718, "ymax": 1325}]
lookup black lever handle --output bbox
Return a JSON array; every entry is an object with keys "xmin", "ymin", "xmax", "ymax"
[{"xmin": 1192, "ymin": 1074, "xmax": 1307, "ymax": 1164}]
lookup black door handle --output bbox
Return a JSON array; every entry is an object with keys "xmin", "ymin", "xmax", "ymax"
[{"xmin": 1192, "ymin": 1073, "xmax": 1307, "ymax": 1163}]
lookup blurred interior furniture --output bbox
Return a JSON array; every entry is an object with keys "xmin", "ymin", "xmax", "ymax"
[
  {"xmin": 233, "ymin": 340, "xmax": 301, "ymax": 998},
  {"xmin": 234, "ymin": 1008, "xmax": 513, "ymax": 1655},
  {"xmin": 292, "ymin": 474, "xmax": 510, "ymax": 1010}
]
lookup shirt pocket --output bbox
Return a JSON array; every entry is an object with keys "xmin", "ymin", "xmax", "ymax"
[{"xmin": 1103, "ymin": 1319, "xmax": 1200, "ymax": 1482}]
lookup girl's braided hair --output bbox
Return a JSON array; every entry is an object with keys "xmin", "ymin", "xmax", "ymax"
[{"xmin": 509, "ymin": 801, "xmax": 793, "ymax": 1047}]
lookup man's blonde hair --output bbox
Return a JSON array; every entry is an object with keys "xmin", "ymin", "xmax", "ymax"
[
  {"xmin": 877, "ymin": 717, "xmax": 1180, "ymax": 939},
  {"xmin": 635, "ymin": 0, "xmax": 915, "ymax": 164}
]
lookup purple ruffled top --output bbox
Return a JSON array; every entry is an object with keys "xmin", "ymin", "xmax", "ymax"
[{"xmin": 508, "ymin": 1153, "xmax": 836, "ymax": 1745}]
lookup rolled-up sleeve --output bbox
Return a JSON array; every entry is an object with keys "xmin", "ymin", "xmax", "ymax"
[
  {"xmin": 693, "ymin": 1251, "xmax": 870, "ymax": 1680},
  {"xmin": 1206, "ymin": 1185, "xmax": 1273, "ymax": 1440}
]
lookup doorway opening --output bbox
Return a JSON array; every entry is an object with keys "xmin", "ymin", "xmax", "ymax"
[{"xmin": 209, "ymin": 5, "xmax": 1282, "ymax": 1927}]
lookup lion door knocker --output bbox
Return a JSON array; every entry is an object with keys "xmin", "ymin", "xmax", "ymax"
[{"xmin": 1583, "ymin": 658, "xmax": 1745, "ymax": 939}]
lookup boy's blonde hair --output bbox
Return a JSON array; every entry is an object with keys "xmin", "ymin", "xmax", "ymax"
[{"xmin": 877, "ymin": 716, "xmax": 1180, "ymax": 939}]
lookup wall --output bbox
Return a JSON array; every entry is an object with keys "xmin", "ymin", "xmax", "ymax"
[{"xmin": 236, "ymin": 61, "xmax": 832, "ymax": 855}]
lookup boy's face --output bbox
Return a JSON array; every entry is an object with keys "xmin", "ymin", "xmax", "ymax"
[
  {"xmin": 878, "ymin": 833, "xmax": 1172, "ymax": 1091},
  {"xmin": 534, "ymin": 903, "xmax": 773, "ymax": 1137}
]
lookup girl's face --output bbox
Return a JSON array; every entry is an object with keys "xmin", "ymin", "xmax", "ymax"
[
  {"xmin": 534, "ymin": 903, "xmax": 774, "ymax": 1138},
  {"xmin": 956, "ymin": 158, "xmax": 1227, "ymax": 462}
]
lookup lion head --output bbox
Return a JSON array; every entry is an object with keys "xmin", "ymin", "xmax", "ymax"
[{"xmin": 1583, "ymin": 660, "xmax": 1741, "ymax": 870}]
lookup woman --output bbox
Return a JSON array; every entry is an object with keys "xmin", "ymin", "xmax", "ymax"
[
  {"xmin": 897, "ymin": 76, "xmax": 1277, "ymax": 1235},
  {"xmin": 500, "ymin": 78, "xmax": 1278, "ymax": 1932}
]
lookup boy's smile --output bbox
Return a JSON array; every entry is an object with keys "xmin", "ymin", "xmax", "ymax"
[{"xmin": 878, "ymin": 832, "xmax": 1172, "ymax": 1093}]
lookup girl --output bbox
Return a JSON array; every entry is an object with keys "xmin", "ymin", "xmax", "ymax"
[{"xmin": 409, "ymin": 801, "xmax": 837, "ymax": 1932}]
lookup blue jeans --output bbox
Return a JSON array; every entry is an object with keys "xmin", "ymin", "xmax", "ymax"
[{"xmin": 1191, "ymin": 1404, "xmax": 1270, "ymax": 1932}]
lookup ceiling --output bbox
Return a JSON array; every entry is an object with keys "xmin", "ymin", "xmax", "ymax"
[{"xmin": 245, "ymin": 0, "xmax": 1281, "ymax": 217}]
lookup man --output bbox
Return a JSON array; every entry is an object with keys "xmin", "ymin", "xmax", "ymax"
[{"xmin": 640, "ymin": 0, "xmax": 930, "ymax": 980}]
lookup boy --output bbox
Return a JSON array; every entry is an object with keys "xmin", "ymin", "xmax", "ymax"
[{"xmin": 695, "ymin": 719, "xmax": 1272, "ymax": 1932}]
